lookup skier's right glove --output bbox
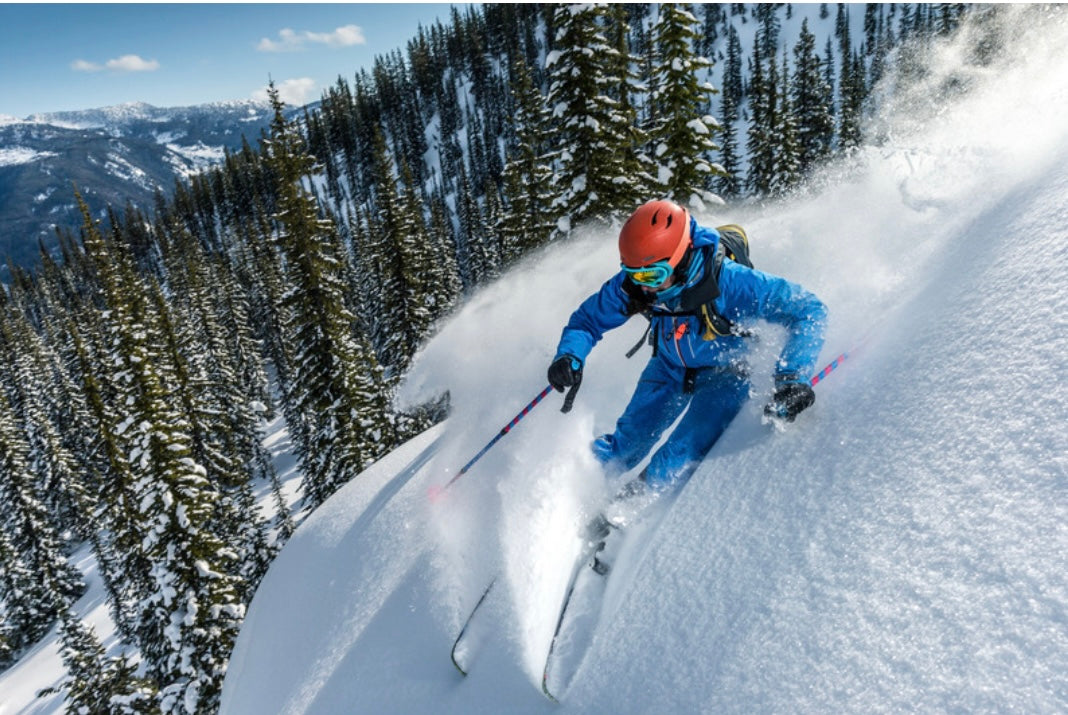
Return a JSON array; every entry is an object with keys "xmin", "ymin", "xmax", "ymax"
[
  {"xmin": 764, "ymin": 377, "xmax": 815, "ymax": 422},
  {"xmin": 548, "ymin": 354, "xmax": 583, "ymax": 413}
]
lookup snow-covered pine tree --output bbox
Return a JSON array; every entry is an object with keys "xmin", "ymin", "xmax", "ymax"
[
  {"xmin": 546, "ymin": 3, "xmax": 646, "ymax": 231},
  {"xmin": 745, "ymin": 36, "xmax": 774, "ymax": 197},
  {"xmin": 145, "ymin": 275, "xmax": 275, "ymax": 597},
  {"xmin": 264, "ymin": 83, "xmax": 394, "ymax": 512},
  {"xmin": 123, "ymin": 298, "xmax": 245, "ymax": 713},
  {"xmin": 791, "ymin": 18, "xmax": 835, "ymax": 178},
  {"xmin": 455, "ymin": 164, "xmax": 495, "ymax": 286},
  {"xmin": 500, "ymin": 58, "xmax": 557, "ymax": 260},
  {"xmin": 839, "ymin": 49, "xmax": 866, "ymax": 150},
  {"xmin": 0, "ymin": 389, "xmax": 84, "ymax": 648},
  {"xmin": 767, "ymin": 52, "xmax": 802, "ymax": 197},
  {"xmin": 648, "ymin": 3, "xmax": 726, "ymax": 210},
  {"xmin": 71, "ymin": 189, "xmax": 249, "ymax": 713},
  {"xmin": 0, "ymin": 524, "xmax": 43, "ymax": 662},
  {"xmin": 427, "ymin": 188, "xmax": 465, "ymax": 296},
  {"xmin": 715, "ymin": 23, "xmax": 744, "ymax": 198},
  {"xmin": 0, "ymin": 310, "xmax": 91, "ymax": 544},
  {"xmin": 823, "ymin": 36, "xmax": 838, "ymax": 144},
  {"xmin": 0, "ymin": 612, "xmax": 12, "ymax": 668},
  {"xmin": 44, "ymin": 601, "xmax": 158, "ymax": 714},
  {"xmin": 479, "ymin": 176, "xmax": 506, "ymax": 281},
  {"xmin": 396, "ymin": 158, "xmax": 462, "ymax": 364},
  {"xmin": 64, "ymin": 314, "xmax": 148, "ymax": 641},
  {"xmin": 365, "ymin": 124, "xmax": 415, "ymax": 371}
]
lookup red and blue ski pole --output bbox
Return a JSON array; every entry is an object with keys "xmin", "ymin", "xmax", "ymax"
[
  {"xmin": 428, "ymin": 385, "xmax": 555, "ymax": 500},
  {"xmin": 809, "ymin": 347, "xmax": 853, "ymax": 387}
]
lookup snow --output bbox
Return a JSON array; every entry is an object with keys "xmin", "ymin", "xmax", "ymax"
[
  {"xmin": 217, "ymin": 11, "xmax": 1068, "ymax": 714},
  {"xmin": 3, "ymin": 8, "xmax": 1067, "ymax": 715},
  {"xmin": 0, "ymin": 147, "xmax": 57, "ymax": 167}
]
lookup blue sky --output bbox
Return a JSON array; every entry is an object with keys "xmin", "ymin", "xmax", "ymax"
[{"xmin": 0, "ymin": 3, "xmax": 464, "ymax": 118}]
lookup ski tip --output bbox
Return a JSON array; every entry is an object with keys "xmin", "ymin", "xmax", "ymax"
[{"xmin": 541, "ymin": 673, "xmax": 560, "ymax": 704}]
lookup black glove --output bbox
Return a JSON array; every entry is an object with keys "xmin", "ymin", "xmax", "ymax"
[
  {"xmin": 548, "ymin": 354, "xmax": 583, "ymax": 413},
  {"xmin": 764, "ymin": 378, "xmax": 815, "ymax": 422},
  {"xmin": 548, "ymin": 354, "xmax": 582, "ymax": 391}
]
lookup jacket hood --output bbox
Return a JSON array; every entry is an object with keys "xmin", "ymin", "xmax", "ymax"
[{"xmin": 690, "ymin": 219, "xmax": 721, "ymax": 250}]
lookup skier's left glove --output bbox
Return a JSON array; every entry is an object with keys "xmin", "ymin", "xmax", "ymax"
[{"xmin": 764, "ymin": 375, "xmax": 815, "ymax": 422}]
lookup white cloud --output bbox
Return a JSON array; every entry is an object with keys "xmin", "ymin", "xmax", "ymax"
[
  {"xmin": 106, "ymin": 54, "xmax": 160, "ymax": 72},
  {"xmin": 71, "ymin": 54, "xmax": 159, "ymax": 73},
  {"xmin": 252, "ymin": 78, "xmax": 318, "ymax": 108},
  {"xmin": 71, "ymin": 59, "xmax": 103, "ymax": 72},
  {"xmin": 257, "ymin": 24, "xmax": 366, "ymax": 52}
]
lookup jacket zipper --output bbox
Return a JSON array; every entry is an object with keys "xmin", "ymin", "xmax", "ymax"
[{"xmin": 672, "ymin": 319, "xmax": 688, "ymax": 367}]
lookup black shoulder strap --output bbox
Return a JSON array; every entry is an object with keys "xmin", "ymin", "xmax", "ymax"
[
  {"xmin": 677, "ymin": 244, "xmax": 724, "ymax": 314},
  {"xmin": 679, "ymin": 244, "xmax": 748, "ymax": 339}
]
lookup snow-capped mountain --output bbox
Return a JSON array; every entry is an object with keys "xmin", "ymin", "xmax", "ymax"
[{"xmin": 0, "ymin": 100, "xmax": 296, "ymax": 270}]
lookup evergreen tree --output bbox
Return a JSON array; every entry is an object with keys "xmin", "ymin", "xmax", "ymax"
[
  {"xmin": 45, "ymin": 605, "xmax": 158, "ymax": 714},
  {"xmin": 396, "ymin": 159, "xmax": 462, "ymax": 358},
  {"xmin": 0, "ymin": 391, "xmax": 84, "ymax": 651},
  {"xmin": 263, "ymin": 83, "xmax": 394, "ymax": 511},
  {"xmin": 455, "ymin": 165, "xmax": 494, "ymax": 286},
  {"xmin": 546, "ymin": 3, "xmax": 647, "ymax": 230},
  {"xmin": 363, "ymin": 125, "xmax": 412, "ymax": 370},
  {"xmin": 767, "ymin": 52, "xmax": 802, "ymax": 196},
  {"xmin": 745, "ymin": 36, "xmax": 774, "ymax": 196},
  {"xmin": 648, "ymin": 3, "xmax": 726, "ymax": 209},
  {"xmin": 715, "ymin": 24, "xmax": 744, "ymax": 198},
  {"xmin": 839, "ymin": 49, "xmax": 866, "ymax": 149},
  {"xmin": 500, "ymin": 58, "xmax": 558, "ymax": 258},
  {"xmin": 791, "ymin": 18, "xmax": 835, "ymax": 177},
  {"xmin": 65, "ymin": 314, "xmax": 148, "ymax": 641},
  {"xmin": 0, "ymin": 525, "xmax": 42, "ymax": 661},
  {"xmin": 0, "ymin": 310, "xmax": 90, "ymax": 543}
]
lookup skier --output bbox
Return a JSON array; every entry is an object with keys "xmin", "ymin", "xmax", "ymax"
[{"xmin": 547, "ymin": 199, "xmax": 827, "ymax": 494}]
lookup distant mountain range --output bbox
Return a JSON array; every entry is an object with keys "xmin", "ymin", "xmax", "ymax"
[{"xmin": 0, "ymin": 100, "xmax": 304, "ymax": 270}]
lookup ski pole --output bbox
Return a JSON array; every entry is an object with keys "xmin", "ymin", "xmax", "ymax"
[
  {"xmin": 809, "ymin": 347, "xmax": 853, "ymax": 387},
  {"xmin": 430, "ymin": 385, "xmax": 555, "ymax": 499},
  {"xmin": 766, "ymin": 345, "xmax": 859, "ymax": 421}
]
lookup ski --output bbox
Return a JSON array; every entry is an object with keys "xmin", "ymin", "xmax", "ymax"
[
  {"xmin": 450, "ymin": 482, "xmax": 650, "ymax": 691},
  {"xmin": 450, "ymin": 577, "xmax": 497, "ymax": 676},
  {"xmin": 540, "ymin": 513, "xmax": 620, "ymax": 702}
]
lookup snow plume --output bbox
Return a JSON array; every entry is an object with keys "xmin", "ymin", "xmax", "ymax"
[
  {"xmin": 398, "ymin": 230, "xmax": 641, "ymax": 676},
  {"xmin": 214, "ymin": 7, "xmax": 1068, "ymax": 713}
]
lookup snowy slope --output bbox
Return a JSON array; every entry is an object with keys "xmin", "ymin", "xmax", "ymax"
[{"xmin": 219, "ymin": 10, "xmax": 1068, "ymax": 714}]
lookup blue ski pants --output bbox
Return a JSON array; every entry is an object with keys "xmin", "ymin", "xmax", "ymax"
[{"xmin": 592, "ymin": 359, "xmax": 750, "ymax": 490}]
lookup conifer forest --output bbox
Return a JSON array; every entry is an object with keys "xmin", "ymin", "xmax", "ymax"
[{"xmin": 0, "ymin": 4, "xmax": 985, "ymax": 713}]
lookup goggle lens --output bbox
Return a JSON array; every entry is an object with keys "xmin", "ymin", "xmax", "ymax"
[{"xmin": 622, "ymin": 260, "xmax": 673, "ymax": 288}]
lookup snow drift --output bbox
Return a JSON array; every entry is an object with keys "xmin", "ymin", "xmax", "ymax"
[{"xmin": 220, "ymin": 8, "xmax": 1068, "ymax": 713}]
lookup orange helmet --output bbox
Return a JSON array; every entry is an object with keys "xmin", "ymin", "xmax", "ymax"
[{"xmin": 618, "ymin": 200, "xmax": 692, "ymax": 268}]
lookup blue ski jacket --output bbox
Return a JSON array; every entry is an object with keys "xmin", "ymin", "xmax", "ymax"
[{"xmin": 555, "ymin": 219, "xmax": 828, "ymax": 384}]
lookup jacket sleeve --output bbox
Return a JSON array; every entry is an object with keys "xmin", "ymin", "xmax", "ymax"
[
  {"xmin": 718, "ymin": 260, "xmax": 828, "ymax": 382},
  {"xmin": 554, "ymin": 272, "xmax": 633, "ymax": 363}
]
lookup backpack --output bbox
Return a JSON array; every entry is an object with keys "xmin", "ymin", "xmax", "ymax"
[
  {"xmin": 713, "ymin": 224, "xmax": 753, "ymax": 270},
  {"xmin": 624, "ymin": 224, "xmax": 754, "ymax": 357}
]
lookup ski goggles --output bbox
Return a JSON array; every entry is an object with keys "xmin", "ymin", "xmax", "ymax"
[{"xmin": 622, "ymin": 259, "xmax": 674, "ymax": 288}]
